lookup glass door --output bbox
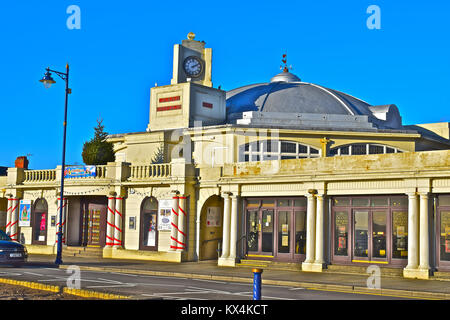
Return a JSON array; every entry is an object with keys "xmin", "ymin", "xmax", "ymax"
[
  {"xmin": 277, "ymin": 211, "xmax": 291, "ymax": 258},
  {"xmin": 246, "ymin": 211, "xmax": 259, "ymax": 253},
  {"xmin": 438, "ymin": 210, "xmax": 450, "ymax": 268},
  {"xmin": 352, "ymin": 209, "xmax": 388, "ymax": 263},
  {"xmin": 246, "ymin": 209, "xmax": 274, "ymax": 256},
  {"xmin": 353, "ymin": 210, "xmax": 369, "ymax": 261},
  {"xmin": 371, "ymin": 210, "xmax": 388, "ymax": 262}
]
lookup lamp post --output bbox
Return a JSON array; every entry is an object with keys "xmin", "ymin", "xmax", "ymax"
[{"xmin": 39, "ymin": 64, "xmax": 71, "ymax": 265}]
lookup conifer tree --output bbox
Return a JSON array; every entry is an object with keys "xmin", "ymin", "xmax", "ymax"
[{"xmin": 82, "ymin": 118, "xmax": 115, "ymax": 165}]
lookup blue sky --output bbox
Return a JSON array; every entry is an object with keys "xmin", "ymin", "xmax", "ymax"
[{"xmin": 0, "ymin": 1, "xmax": 449, "ymax": 169}]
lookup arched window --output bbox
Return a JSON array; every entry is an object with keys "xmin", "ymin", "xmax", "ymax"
[
  {"xmin": 140, "ymin": 197, "xmax": 158, "ymax": 250},
  {"xmin": 239, "ymin": 140, "xmax": 321, "ymax": 162},
  {"xmin": 32, "ymin": 198, "xmax": 48, "ymax": 245},
  {"xmin": 329, "ymin": 143, "xmax": 404, "ymax": 156}
]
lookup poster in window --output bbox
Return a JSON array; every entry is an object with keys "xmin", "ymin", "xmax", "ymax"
[
  {"xmin": 158, "ymin": 199, "xmax": 172, "ymax": 231},
  {"xmin": 446, "ymin": 240, "xmax": 450, "ymax": 253},
  {"xmin": 206, "ymin": 207, "xmax": 221, "ymax": 227},
  {"xmin": 19, "ymin": 200, "xmax": 32, "ymax": 227}
]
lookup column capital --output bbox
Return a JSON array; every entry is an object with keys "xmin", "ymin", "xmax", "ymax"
[
  {"xmin": 221, "ymin": 191, "xmax": 231, "ymax": 199},
  {"xmin": 418, "ymin": 192, "xmax": 430, "ymax": 199},
  {"xmin": 406, "ymin": 192, "xmax": 418, "ymax": 198}
]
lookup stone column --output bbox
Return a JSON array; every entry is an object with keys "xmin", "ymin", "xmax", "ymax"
[
  {"xmin": 106, "ymin": 195, "xmax": 116, "ymax": 247},
  {"xmin": 228, "ymin": 195, "xmax": 239, "ymax": 262},
  {"xmin": 314, "ymin": 194, "xmax": 325, "ymax": 266},
  {"xmin": 304, "ymin": 193, "xmax": 316, "ymax": 264},
  {"xmin": 176, "ymin": 196, "xmax": 187, "ymax": 252},
  {"xmin": 113, "ymin": 197, "xmax": 123, "ymax": 249},
  {"xmin": 10, "ymin": 198, "xmax": 19, "ymax": 241},
  {"xmin": 405, "ymin": 193, "xmax": 419, "ymax": 270},
  {"xmin": 419, "ymin": 193, "xmax": 430, "ymax": 271},
  {"xmin": 5, "ymin": 198, "xmax": 12, "ymax": 236},
  {"xmin": 169, "ymin": 192, "xmax": 179, "ymax": 251},
  {"xmin": 220, "ymin": 192, "xmax": 231, "ymax": 259}
]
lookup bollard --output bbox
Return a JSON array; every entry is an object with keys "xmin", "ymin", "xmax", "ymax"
[{"xmin": 252, "ymin": 268, "xmax": 263, "ymax": 300}]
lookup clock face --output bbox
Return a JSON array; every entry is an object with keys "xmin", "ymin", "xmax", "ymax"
[{"xmin": 183, "ymin": 56, "xmax": 203, "ymax": 78}]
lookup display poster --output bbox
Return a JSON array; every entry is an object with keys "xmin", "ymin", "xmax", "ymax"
[
  {"xmin": 64, "ymin": 165, "xmax": 96, "ymax": 178},
  {"xmin": 282, "ymin": 235, "xmax": 289, "ymax": 247},
  {"xmin": 206, "ymin": 207, "xmax": 221, "ymax": 227},
  {"xmin": 158, "ymin": 199, "xmax": 172, "ymax": 231},
  {"xmin": 19, "ymin": 200, "xmax": 32, "ymax": 227}
]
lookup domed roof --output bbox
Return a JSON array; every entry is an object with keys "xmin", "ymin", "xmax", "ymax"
[{"xmin": 225, "ymin": 71, "xmax": 403, "ymax": 129}]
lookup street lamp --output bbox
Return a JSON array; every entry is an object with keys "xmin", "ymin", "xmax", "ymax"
[{"xmin": 39, "ymin": 64, "xmax": 71, "ymax": 265}]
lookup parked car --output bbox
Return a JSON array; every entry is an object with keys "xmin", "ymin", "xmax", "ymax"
[{"xmin": 0, "ymin": 230, "xmax": 27, "ymax": 267}]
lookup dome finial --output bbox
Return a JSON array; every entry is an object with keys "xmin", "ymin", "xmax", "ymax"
[
  {"xmin": 187, "ymin": 32, "xmax": 196, "ymax": 40},
  {"xmin": 280, "ymin": 52, "xmax": 292, "ymax": 73}
]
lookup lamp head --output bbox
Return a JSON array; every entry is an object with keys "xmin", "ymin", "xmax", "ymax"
[{"xmin": 39, "ymin": 68, "xmax": 56, "ymax": 88}]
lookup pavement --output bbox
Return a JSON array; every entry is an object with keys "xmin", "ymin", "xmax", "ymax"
[{"xmin": 15, "ymin": 254, "xmax": 450, "ymax": 299}]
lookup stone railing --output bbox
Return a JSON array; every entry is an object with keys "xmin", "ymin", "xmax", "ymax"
[
  {"xmin": 24, "ymin": 169, "xmax": 57, "ymax": 183},
  {"xmin": 129, "ymin": 164, "xmax": 171, "ymax": 180}
]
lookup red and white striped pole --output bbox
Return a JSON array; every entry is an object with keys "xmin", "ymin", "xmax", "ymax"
[
  {"xmin": 5, "ymin": 198, "xmax": 12, "ymax": 236},
  {"xmin": 106, "ymin": 196, "xmax": 116, "ymax": 247},
  {"xmin": 9, "ymin": 199, "xmax": 19, "ymax": 242},
  {"xmin": 62, "ymin": 198, "xmax": 68, "ymax": 245},
  {"xmin": 169, "ymin": 192, "xmax": 180, "ymax": 251},
  {"xmin": 56, "ymin": 197, "xmax": 68, "ymax": 245},
  {"xmin": 113, "ymin": 197, "xmax": 123, "ymax": 248},
  {"xmin": 176, "ymin": 196, "xmax": 187, "ymax": 252}
]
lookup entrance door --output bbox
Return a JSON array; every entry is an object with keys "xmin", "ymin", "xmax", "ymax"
[
  {"xmin": 277, "ymin": 210, "xmax": 292, "ymax": 259},
  {"xmin": 246, "ymin": 209, "xmax": 274, "ymax": 256},
  {"xmin": 438, "ymin": 209, "xmax": 450, "ymax": 269},
  {"xmin": 82, "ymin": 204, "xmax": 106, "ymax": 247},
  {"xmin": 352, "ymin": 210, "xmax": 388, "ymax": 263}
]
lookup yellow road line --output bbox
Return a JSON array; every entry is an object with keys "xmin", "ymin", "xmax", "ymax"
[{"xmin": 305, "ymin": 287, "xmax": 441, "ymax": 300}]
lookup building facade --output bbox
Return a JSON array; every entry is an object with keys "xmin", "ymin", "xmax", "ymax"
[{"xmin": 1, "ymin": 33, "xmax": 450, "ymax": 280}]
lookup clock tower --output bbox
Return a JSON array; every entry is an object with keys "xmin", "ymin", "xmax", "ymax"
[
  {"xmin": 171, "ymin": 32, "xmax": 212, "ymax": 87},
  {"xmin": 147, "ymin": 33, "xmax": 226, "ymax": 132}
]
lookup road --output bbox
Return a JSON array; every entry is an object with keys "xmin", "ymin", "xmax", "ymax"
[{"xmin": 0, "ymin": 264, "xmax": 416, "ymax": 300}]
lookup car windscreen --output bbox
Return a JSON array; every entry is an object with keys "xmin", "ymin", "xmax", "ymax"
[{"xmin": 0, "ymin": 230, "xmax": 11, "ymax": 241}]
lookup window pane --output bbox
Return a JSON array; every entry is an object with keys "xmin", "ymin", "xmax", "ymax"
[
  {"xmin": 251, "ymin": 154, "xmax": 260, "ymax": 162},
  {"xmin": 298, "ymin": 145, "xmax": 308, "ymax": 153},
  {"xmin": 333, "ymin": 197, "xmax": 350, "ymax": 206},
  {"xmin": 439, "ymin": 195, "xmax": 450, "ymax": 206},
  {"xmin": 246, "ymin": 199, "xmax": 259, "ymax": 208},
  {"xmin": 264, "ymin": 140, "xmax": 279, "ymax": 153},
  {"xmin": 281, "ymin": 141, "xmax": 296, "ymax": 153},
  {"xmin": 352, "ymin": 144, "xmax": 367, "ymax": 155},
  {"xmin": 310, "ymin": 148, "xmax": 319, "ymax": 154},
  {"xmin": 386, "ymin": 147, "xmax": 395, "ymax": 153},
  {"xmin": 329, "ymin": 148, "xmax": 338, "ymax": 156},
  {"xmin": 262, "ymin": 199, "xmax": 274, "ymax": 207},
  {"xmin": 281, "ymin": 155, "xmax": 296, "ymax": 160},
  {"xmin": 440, "ymin": 211, "xmax": 450, "ymax": 261},
  {"xmin": 247, "ymin": 211, "xmax": 259, "ymax": 251},
  {"xmin": 142, "ymin": 212, "xmax": 157, "ymax": 247},
  {"xmin": 294, "ymin": 198, "xmax": 307, "ymax": 207},
  {"xmin": 354, "ymin": 210, "xmax": 368, "ymax": 257},
  {"xmin": 369, "ymin": 144, "xmax": 384, "ymax": 154},
  {"xmin": 340, "ymin": 146, "xmax": 350, "ymax": 155},
  {"xmin": 371, "ymin": 197, "xmax": 389, "ymax": 207},
  {"xmin": 262, "ymin": 210, "xmax": 273, "ymax": 252},
  {"xmin": 278, "ymin": 211, "xmax": 290, "ymax": 253},
  {"xmin": 392, "ymin": 211, "xmax": 408, "ymax": 259},
  {"xmin": 391, "ymin": 196, "xmax": 408, "ymax": 207},
  {"xmin": 244, "ymin": 143, "xmax": 250, "ymax": 152},
  {"xmin": 277, "ymin": 199, "xmax": 291, "ymax": 207},
  {"xmin": 352, "ymin": 198, "xmax": 370, "ymax": 207},
  {"xmin": 372, "ymin": 211, "xmax": 387, "ymax": 258},
  {"xmin": 295, "ymin": 211, "xmax": 306, "ymax": 254},
  {"xmin": 334, "ymin": 211, "xmax": 348, "ymax": 256}
]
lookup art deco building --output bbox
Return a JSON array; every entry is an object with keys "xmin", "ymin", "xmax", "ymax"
[{"xmin": 1, "ymin": 33, "xmax": 450, "ymax": 280}]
